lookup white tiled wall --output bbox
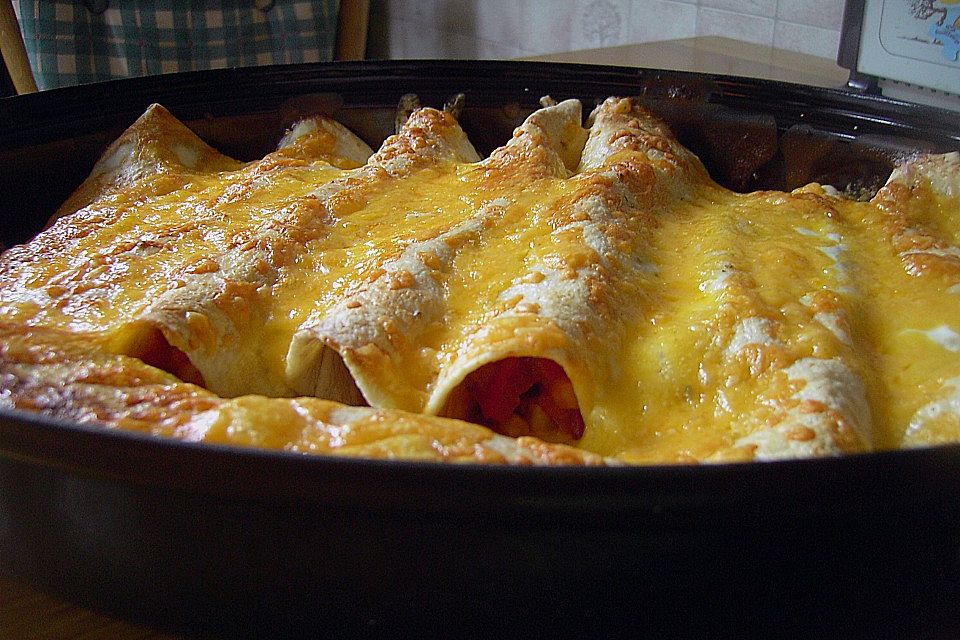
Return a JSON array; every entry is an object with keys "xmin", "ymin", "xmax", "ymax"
[{"xmin": 369, "ymin": 0, "xmax": 845, "ymax": 60}]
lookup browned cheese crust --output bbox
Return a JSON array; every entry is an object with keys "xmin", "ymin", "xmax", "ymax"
[{"xmin": 0, "ymin": 97, "xmax": 958, "ymax": 465}]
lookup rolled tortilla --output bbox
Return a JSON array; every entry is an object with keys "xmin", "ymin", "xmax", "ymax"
[
  {"xmin": 426, "ymin": 98, "xmax": 716, "ymax": 444},
  {"xmin": 53, "ymin": 104, "xmax": 243, "ymax": 222},
  {"xmin": 608, "ymin": 173, "xmax": 879, "ymax": 462},
  {"xmin": 276, "ymin": 116, "xmax": 374, "ymax": 168},
  {"xmin": 867, "ymin": 152, "xmax": 960, "ymax": 448}
]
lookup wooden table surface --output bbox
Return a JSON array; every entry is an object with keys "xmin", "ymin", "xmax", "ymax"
[
  {"xmin": 0, "ymin": 577, "xmax": 182, "ymax": 639},
  {"xmin": 0, "ymin": 36, "xmax": 849, "ymax": 639}
]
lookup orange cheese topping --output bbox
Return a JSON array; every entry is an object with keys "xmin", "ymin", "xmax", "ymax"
[{"xmin": 0, "ymin": 103, "xmax": 958, "ymax": 464}]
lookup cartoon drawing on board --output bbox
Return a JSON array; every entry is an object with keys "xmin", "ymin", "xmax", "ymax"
[{"xmin": 912, "ymin": 0, "xmax": 960, "ymax": 60}]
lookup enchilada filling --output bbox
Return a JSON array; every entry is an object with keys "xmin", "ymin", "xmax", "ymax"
[
  {"xmin": 125, "ymin": 326, "xmax": 205, "ymax": 388},
  {"xmin": 453, "ymin": 358, "xmax": 584, "ymax": 442}
]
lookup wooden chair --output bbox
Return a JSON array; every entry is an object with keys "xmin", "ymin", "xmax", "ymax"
[
  {"xmin": 0, "ymin": 0, "xmax": 35, "ymax": 93},
  {"xmin": 0, "ymin": 0, "xmax": 369, "ymax": 95}
]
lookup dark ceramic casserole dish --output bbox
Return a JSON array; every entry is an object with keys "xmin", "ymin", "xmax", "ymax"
[{"xmin": 0, "ymin": 60, "xmax": 958, "ymax": 638}]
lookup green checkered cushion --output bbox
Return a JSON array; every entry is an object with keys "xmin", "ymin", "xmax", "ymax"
[{"xmin": 16, "ymin": 0, "xmax": 340, "ymax": 90}]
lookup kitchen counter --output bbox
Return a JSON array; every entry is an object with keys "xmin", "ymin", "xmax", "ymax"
[
  {"xmin": 526, "ymin": 36, "xmax": 850, "ymax": 89},
  {"xmin": 0, "ymin": 36, "xmax": 850, "ymax": 639}
]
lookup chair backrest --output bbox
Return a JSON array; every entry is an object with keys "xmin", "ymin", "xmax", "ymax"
[
  {"xmin": 0, "ymin": 0, "xmax": 36, "ymax": 92},
  {"xmin": 1, "ymin": 0, "xmax": 368, "ymax": 93}
]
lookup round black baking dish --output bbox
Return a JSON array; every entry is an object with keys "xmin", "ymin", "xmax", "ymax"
[{"xmin": 1, "ymin": 60, "xmax": 959, "ymax": 638}]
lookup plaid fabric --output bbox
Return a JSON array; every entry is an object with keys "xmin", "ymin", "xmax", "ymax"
[{"xmin": 15, "ymin": 0, "xmax": 340, "ymax": 90}]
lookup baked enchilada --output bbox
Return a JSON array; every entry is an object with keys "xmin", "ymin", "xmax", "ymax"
[{"xmin": 0, "ymin": 96, "xmax": 957, "ymax": 465}]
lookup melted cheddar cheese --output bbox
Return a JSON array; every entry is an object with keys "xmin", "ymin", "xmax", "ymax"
[{"xmin": 0, "ymin": 98, "xmax": 958, "ymax": 465}]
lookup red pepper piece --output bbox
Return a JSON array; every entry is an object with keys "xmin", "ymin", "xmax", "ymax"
[{"xmin": 475, "ymin": 358, "xmax": 537, "ymax": 424}]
